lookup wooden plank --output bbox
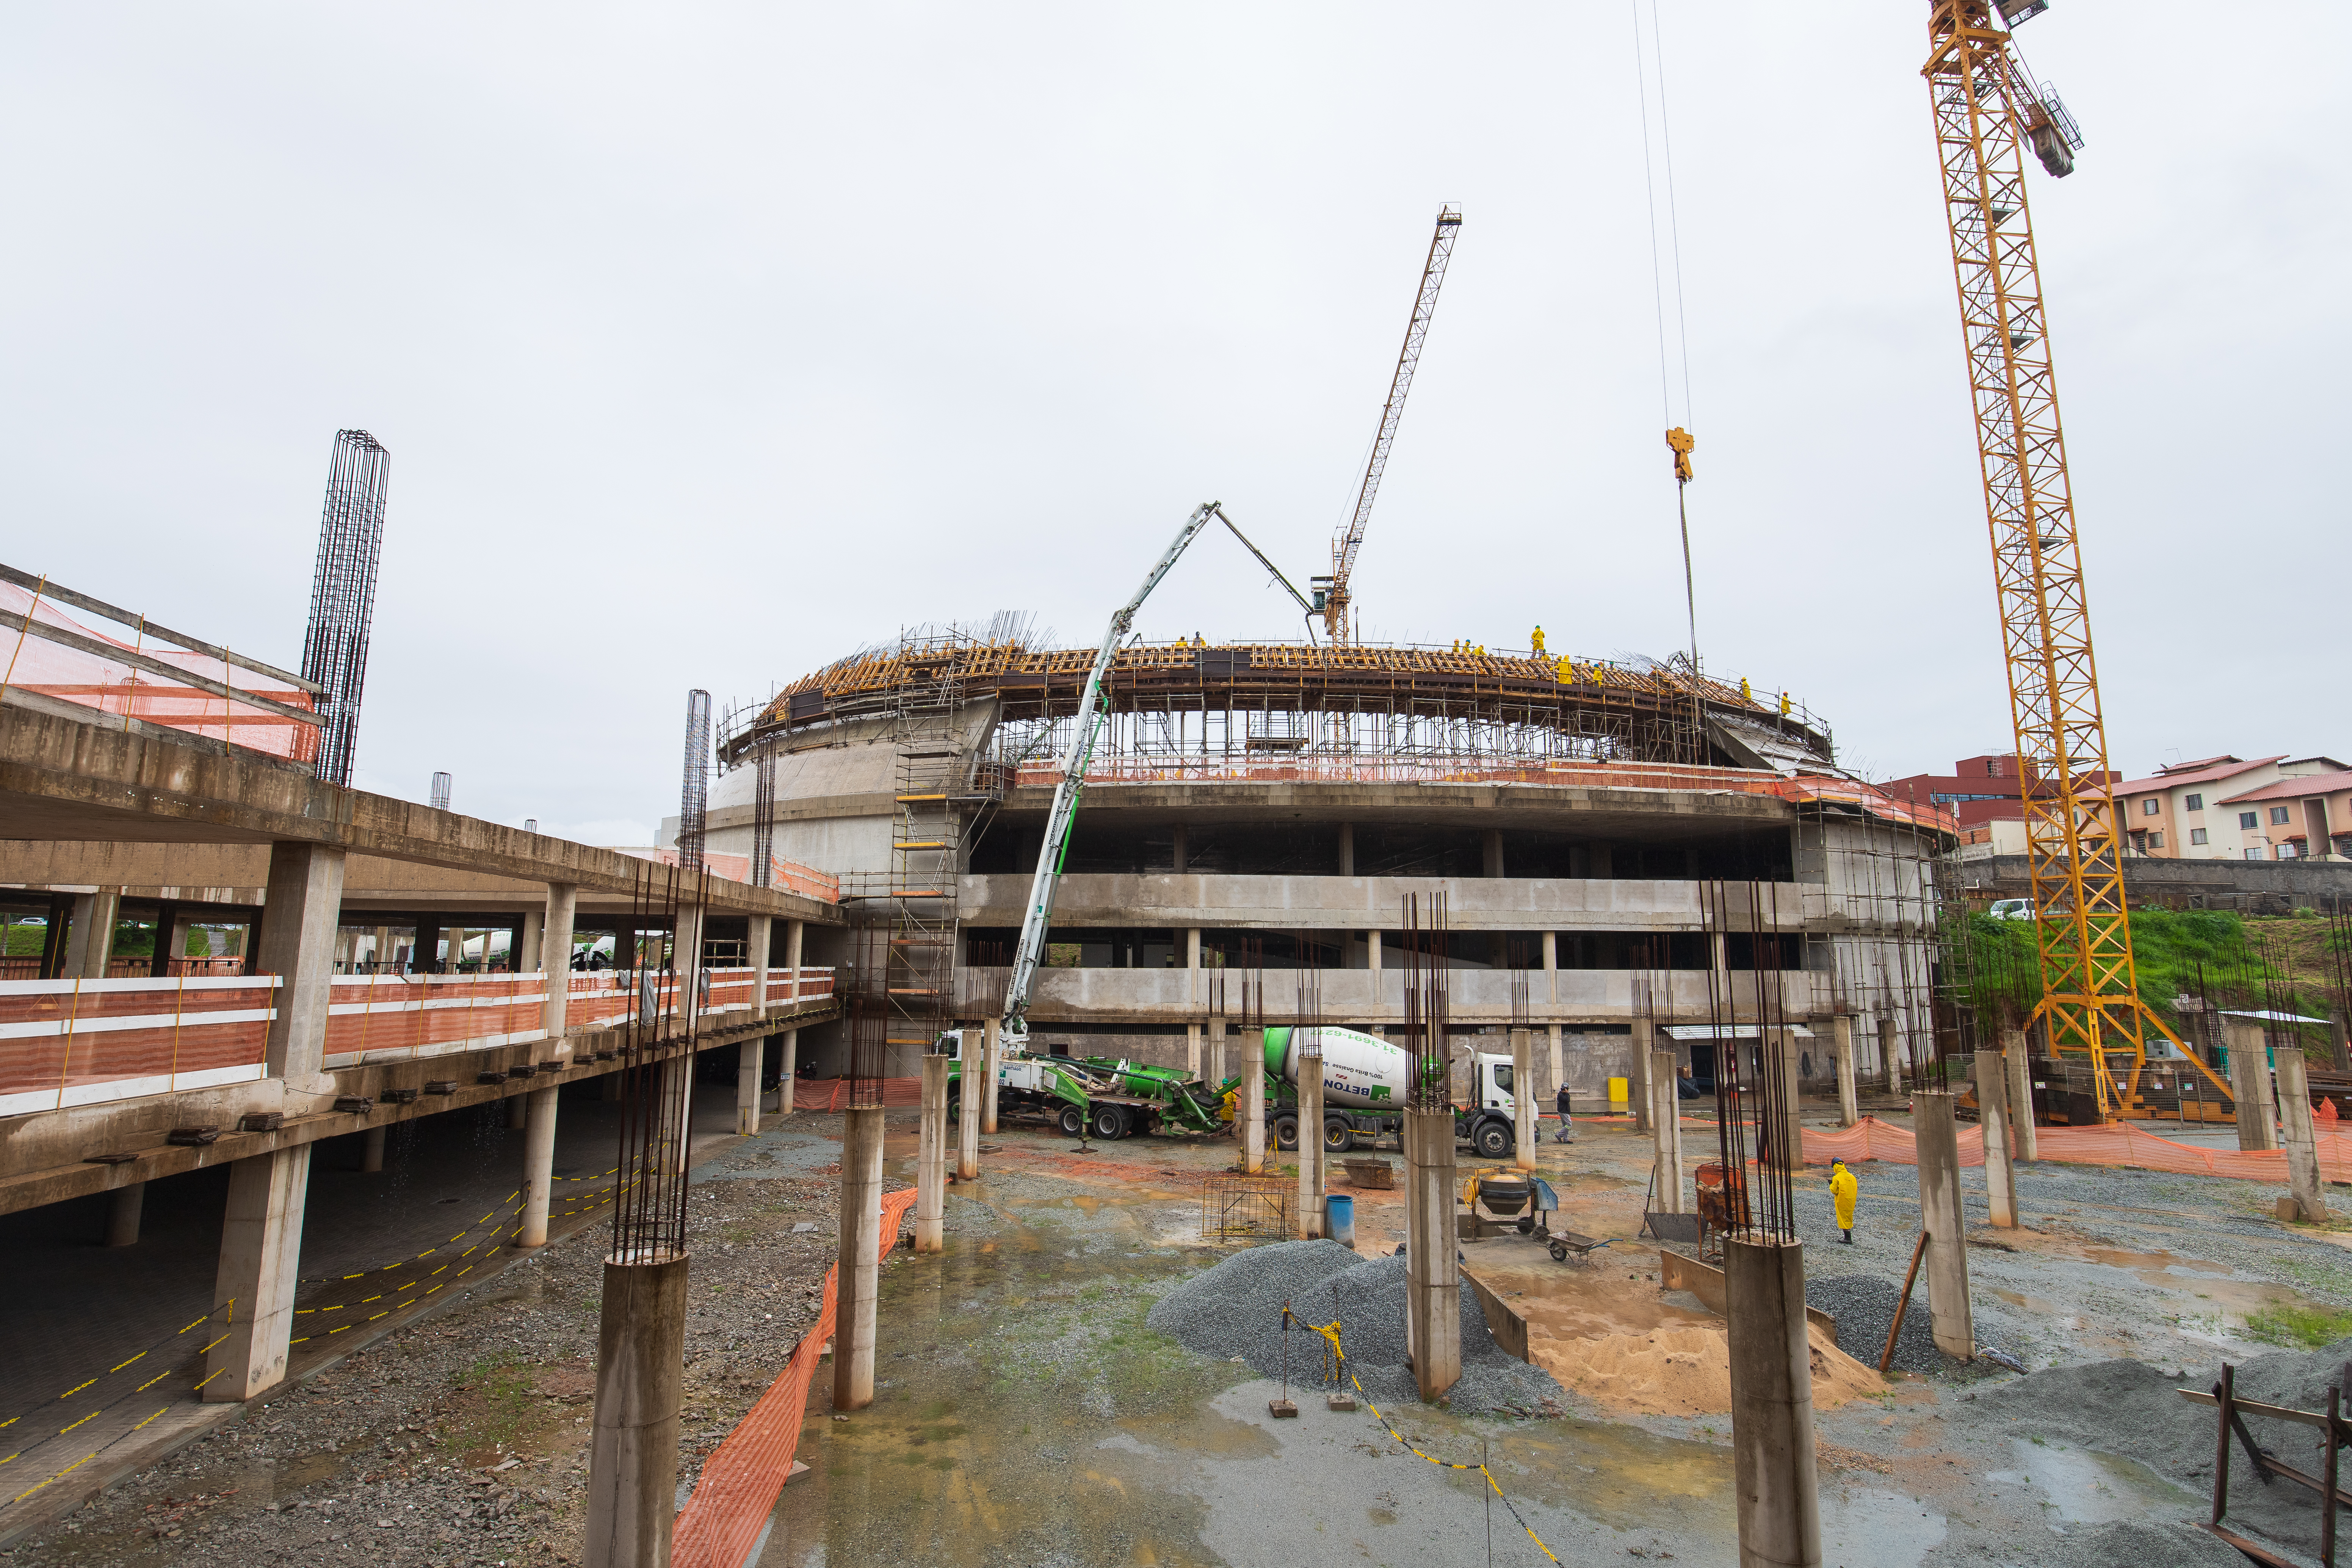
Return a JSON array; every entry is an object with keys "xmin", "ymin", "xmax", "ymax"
[
  {"xmin": 2181, "ymin": 1388, "xmax": 2350, "ymax": 1435},
  {"xmin": 2198, "ymin": 1521, "xmax": 2299, "ymax": 1567}
]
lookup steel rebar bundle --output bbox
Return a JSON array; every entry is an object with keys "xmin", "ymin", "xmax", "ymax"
[
  {"xmin": 679, "ymin": 689, "xmax": 711, "ymax": 871},
  {"xmin": 611, "ymin": 864, "xmax": 698, "ymax": 1261},
  {"xmin": 1402, "ymin": 893, "xmax": 1450, "ymax": 1110},
  {"xmin": 301, "ymin": 430, "xmax": 390, "ymax": 787}
]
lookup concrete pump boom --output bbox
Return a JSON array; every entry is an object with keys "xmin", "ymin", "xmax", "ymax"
[{"xmin": 999, "ymin": 501, "xmax": 1226, "ymax": 1045}]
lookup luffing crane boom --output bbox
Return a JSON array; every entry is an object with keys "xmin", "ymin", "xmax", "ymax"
[
  {"xmin": 1315, "ymin": 207, "xmax": 1462, "ymax": 642},
  {"xmin": 1923, "ymin": 0, "xmax": 2203, "ymax": 1116}
]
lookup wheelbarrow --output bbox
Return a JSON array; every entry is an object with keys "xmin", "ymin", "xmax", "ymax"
[{"xmin": 1547, "ymin": 1230, "xmax": 1612, "ymax": 1267}]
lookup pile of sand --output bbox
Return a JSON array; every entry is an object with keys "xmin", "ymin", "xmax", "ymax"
[{"xmin": 1531, "ymin": 1319, "xmax": 1882, "ymax": 1417}]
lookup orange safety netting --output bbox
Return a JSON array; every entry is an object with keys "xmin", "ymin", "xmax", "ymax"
[
  {"xmin": 0, "ymin": 581, "xmax": 317, "ymax": 763},
  {"xmin": 670, "ymin": 1186, "xmax": 919, "ymax": 1568},
  {"xmin": 616, "ymin": 846, "xmax": 840, "ymax": 904},
  {"xmin": 799, "ymin": 1076, "xmax": 925, "ymax": 1111},
  {"xmin": 1802, "ymin": 1114, "xmax": 2352, "ymax": 1185}
]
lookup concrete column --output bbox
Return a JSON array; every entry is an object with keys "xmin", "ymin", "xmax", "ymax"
[
  {"xmin": 2003, "ymin": 1029, "xmax": 2037, "ymax": 1161},
  {"xmin": 1297, "ymin": 1036, "xmax": 1325, "ymax": 1238},
  {"xmin": 520, "ymin": 1086, "xmax": 560, "ymax": 1246},
  {"xmin": 205, "ymin": 1145, "xmax": 313, "ymax": 1400},
  {"xmin": 507, "ymin": 1092, "xmax": 530, "ymax": 1131},
  {"xmin": 1724, "ymin": 1236, "xmax": 1823, "ymax": 1568},
  {"xmin": 784, "ymin": 918, "xmax": 805, "ymax": 1001},
  {"xmin": 1831, "ymin": 1016, "xmax": 1858, "ymax": 1128},
  {"xmin": 835, "ymin": 1107, "xmax": 885, "ymax": 1410},
  {"xmin": 1403, "ymin": 1107, "xmax": 1461, "ymax": 1400},
  {"xmin": 1207, "ymin": 1014, "xmax": 1227, "ymax": 1096},
  {"xmin": 1769, "ymin": 1029, "xmax": 1804, "ymax": 1175},
  {"xmin": 1334, "ymin": 820, "xmax": 1352, "ymax": 876},
  {"xmin": 980, "ymin": 1017, "xmax": 1002, "ymax": 1134},
  {"xmin": 1630, "ymin": 1017, "xmax": 1655, "ymax": 1134},
  {"xmin": 254, "ymin": 843, "xmax": 346, "ymax": 1091},
  {"xmin": 1243, "ymin": 1028, "xmax": 1267, "ymax": 1175},
  {"xmin": 779, "ymin": 1028, "xmax": 799, "ymax": 1115},
  {"xmin": 1171, "ymin": 821, "xmax": 1187, "ymax": 873},
  {"xmin": 1367, "ymin": 929, "xmax": 1381, "ymax": 977},
  {"xmin": 1482, "ymin": 828, "xmax": 1504, "ymax": 878},
  {"xmin": 736, "ymin": 1037, "xmax": 765, "ymax": 1137},
  {"xmin": 1186, "ymin": 1021, "xmax": 1202, "ymax": 1077},
  {"xmin": 2228, "ymin": 1019, "xmax": 2280, "ymax": 1151},
  {"xmin": 1913, "ymin": 1093, "xmax": 1974, "ymax": 1362},
  {"xmin": 956, "ymin": 1030, "xmax": 981, "ymax": 1181},
  {"xmin": 916, "ymin": 1056, "xmax": 949, "ymax": 1253},
  {"xmin": 1652, "ymin": 1050, "xmax": 1686, "ymax": 1213},
  {"xmin": 1542, "ymin": 929, "xmax": 1558, "ymax": 1005},
  {"xmin": 1548, "ymin": 1023, "xmax": 1564, "ymax": 1103},
  {"xmin": 584, "ymin": 1253, "xmax": 688, "ymax": 1568},
  {"xmin": 520, "ymin": 907, "xmax": 544, "ymax": 973},
  {"xmin": 64, "ymin": 887, "xmax": 123, "ymax": 977},
  {"xmin": 749, "ymin": 914, "xmax": 773, "ymax": 1021},
  {"xmin": 360, "ymin": 1125, "xmax": 386, "ymax": 1173},
  {"xmin": 1185, "ymin": 926, "xmax": 1201, "ymax": 1012},
  {"xmin": 1976, "ymin": 1051, "xmax": 2017, "ymax": 1229},
  {"xmin": 2277, "ymin": 1049, "xmax": 2330, "ymax": 1224},
  {"xmin": 1510, "ymin": 1027, "xmax": 1536, "ymax": 1172},
  {"xmin": 168, "ymin": 910, "xmax": 195, "ymax": 973},
  {"xmin": 106, "ymin": 1181, "xmax": 144, "ymax": 1247},
  {"xmin": 1879, "ymin": 1016, "xmax": 1903, "ymax": 1095}
]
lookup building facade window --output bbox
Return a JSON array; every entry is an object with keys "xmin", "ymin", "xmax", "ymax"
[
  {"xmin": 2143, "ymin": 798, "xmax": 2161, "ymax": 815},
  {"xmin": 2150, "ymin": 832, "xmax": 2165, "ymax": 849},
  {"xmin": 2246, "ymin": 847, "xmax": 2267, "ymax": 861},
  {"xmin": 2239, "ymin": 812, "xmax": 2261, "ymax": 830},
  {"xmin": 2270, "ymin": 806, "xmax": 2292, "ymax": 826},
  {"xmin": 2186, "ymin": 794, "xmax": 2203, "ymax": 811},
  {"xmin": 2190, "ymin": 828, "xmax": 2208, "ymax": 845},
  {"xmin": 2280, "ymin": 840, "xmax": 2300, "ymax": 858}
]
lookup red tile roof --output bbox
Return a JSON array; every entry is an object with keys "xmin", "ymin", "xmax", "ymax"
[
  {"xmin": 2112, "ymin": 756, "xmax": 2285, "ymax": 796},
  {"xmin": 2220, "ymin": 769, "xmax": 2352, "ymax": 804}
]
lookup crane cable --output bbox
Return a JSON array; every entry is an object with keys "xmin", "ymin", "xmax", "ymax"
[{"xmin": 1632, "ymin": 0, "xmax": 1700, "ymax": 676}]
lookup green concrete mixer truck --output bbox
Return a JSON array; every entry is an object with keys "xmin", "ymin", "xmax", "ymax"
[{"xmin": 1251, "ymin": 1023, "xmax": 1523, "ymax": 1160}]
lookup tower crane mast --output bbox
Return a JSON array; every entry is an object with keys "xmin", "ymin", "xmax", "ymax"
[
  {"xmin": 1316, "ymin": 207, "xmax": 1462, "ymax": 642},
  {"xmin": 1924, "ymin": 0, "xmax": 2208, "ymax": 1115}
]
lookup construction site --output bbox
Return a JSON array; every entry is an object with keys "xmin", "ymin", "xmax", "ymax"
[{"xmin": 6, "ymin": 4, "xmax": 2351, "ymax": 1567}]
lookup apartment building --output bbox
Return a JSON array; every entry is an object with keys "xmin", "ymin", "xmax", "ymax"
[{"xmin": 2113, "ymin": 755, "xmax": 2349, "ymax": 861}]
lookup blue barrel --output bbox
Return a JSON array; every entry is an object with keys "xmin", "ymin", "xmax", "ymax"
[{"xmin": 1326, "ymin": 1194, "xmax": 1356, "ymax": 1248}]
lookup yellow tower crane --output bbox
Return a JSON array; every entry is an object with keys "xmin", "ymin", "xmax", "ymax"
[{"xmin": 1923, "ymin": 0, "xmax": 2219, "ymax": 1118}]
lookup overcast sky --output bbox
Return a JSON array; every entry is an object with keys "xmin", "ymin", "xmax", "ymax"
[{"xmin": 6, "ymin": 3, "xmax": 2343, "ymax": 844}]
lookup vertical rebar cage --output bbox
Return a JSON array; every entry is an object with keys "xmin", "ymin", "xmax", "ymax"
[
  {"xmin": 302, "ymin": 429, "xmax": 390, "ymax": 788},
  {"xmin": 429, "ymin": 771, "xmax": 451, "ymax": 811},
  {"xmin": 1401, "ymin": 893, "xmax": 1449, "ymax": 1109},
  {"xmin": 680, "ymin": 689, "xmax": 711, "ymax": 871},
  {"xmin": 611, "ymin": 864, "xmax": 704, "ymax": 1263}
]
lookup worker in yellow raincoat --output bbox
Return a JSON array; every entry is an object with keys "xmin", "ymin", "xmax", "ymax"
[{"xmin": 1829, "ymin": 1159, "xmax": 1858, "ymax": 1244}]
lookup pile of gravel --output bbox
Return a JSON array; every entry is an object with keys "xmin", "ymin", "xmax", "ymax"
[
  {"xmin": 1147, "ymin": 1239, "xmax": 1562, "ymax": 1416},
  {"xmin": 1806, "ymin": 1272, "xmax": 1959, "ymax": 1376},
  {"xmin": 2029, "ymin": 1519, "xmax": 2246, "ymax": 1568}
]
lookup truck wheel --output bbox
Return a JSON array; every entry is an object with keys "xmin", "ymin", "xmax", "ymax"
[
  {"xmin": 1322, "ymin": 1115, "xmax": 1355, "ymax": 1155},
  {"xmin": 1273, "ymin": 1112, "xmax": 1300, "ymax": 1151},
  {"xmin": 1091, "ymin": 1104, "xmax": 1125, "ymax": 1141},
  {"xmin": 1058, "ymin": 1103, "xmax": 1085, "ymax": 1137},
  {"xmin": 1473, "ymin": 1120, "xmax": 1512, "ymax": 1160}
]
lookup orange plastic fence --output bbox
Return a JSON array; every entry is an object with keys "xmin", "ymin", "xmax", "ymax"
[
  {"xmin": 1803, "ymin": 1114, "xmax": 2352, "ymax": 1185},
  {"xmin": 616, "ymin": 846, "xmax": 841, "ymax": 904},
  {"xmin": 0, "ymin": 973, "xmax": 279, "ymax": 1115},
  {"xmin": 670, "ymin": 1186, "xmax": 919, "ymax": 1568},
  {"xmin": 0, "ymin": 580, "xmax": 318, "ymax": 763}
]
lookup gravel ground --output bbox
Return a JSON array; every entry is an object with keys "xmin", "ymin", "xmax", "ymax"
[
  {"xmin": 6, "ymin": 1116, "xmax": 880, "ymax": 1568},
  {"xmin": 1146, "ymin": 1239, "xmax": 1564, "ymax": 1416},
  {"xmin": 1806, "ymin": 1273, "xmax": 1960, "ymax": 1377}
]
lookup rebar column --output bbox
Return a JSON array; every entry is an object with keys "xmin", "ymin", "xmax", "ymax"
[
  {"xmin": 1912, "ymin": 1092, "xmax": 1974, "ymax": 1361},
  {"xmin": 1511, "ymin": 1026, "xmax": 1536, "ymax": 1173},
  {"xmin": 1725, "ymin": 1236, "xmax": 1823, "ymax": 1568},
  {"xmin": 834, "ymin": 1106, "xmax": 884, "ymax": 1410},
  {"xmin": 1403, "ymin": 1106, "xmax": 1461, "ymax": 1400},
  {"xmin": 584, "ymin": 1252, "xmax": 688, "ymax": 1568},
  {"xmin": 916, "ymin": 1055, "xmax": 948, "ymax": 1253},
  {"xmin": 1975, "ymin": 1051, "xmax": 2018, "ymax": 1230}
]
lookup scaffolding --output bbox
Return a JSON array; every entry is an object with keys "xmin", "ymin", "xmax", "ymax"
[{"xmin": 884, "ymin": 630, "xmax": 976, "ymax": 1065}]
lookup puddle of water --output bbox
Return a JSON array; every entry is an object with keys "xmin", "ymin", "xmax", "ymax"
[{"xmin": 1986, "ymin": 1435, "xmax": 2197, "ymax": 1524}]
